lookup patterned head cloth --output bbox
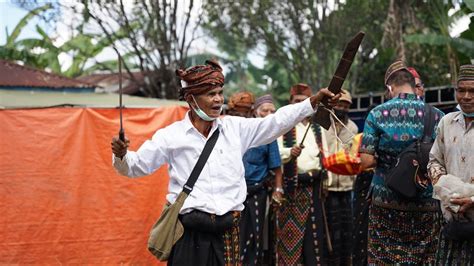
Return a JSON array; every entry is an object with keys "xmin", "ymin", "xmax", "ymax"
[
  {"xmin": 290, "ymin": 83, "xmax": 312, "ymax": 98},
  {"xmin": 175, "ymin": 59, "xmax": 225, "ymax": 100},
  {"xmin": 227, "ymin": 91, "xmax": 255, "ymax": 113},
  {"xmin": 407, "ymin": 67, "xmax": 420, "ymax": 79},
  {"xmin": 385, "ymin": 60, "xmax": 408, "ymax": 85},
  {"xmin": 339, "ymin": 89, "xmax": 352, "ymax": 104},
  {"xmin": 458, "ymin": 64, "xmax": 474, "ymax": 82},
  {"xmin": 254, "ymin": 94, "xmax": 274, "ymax": 110}
]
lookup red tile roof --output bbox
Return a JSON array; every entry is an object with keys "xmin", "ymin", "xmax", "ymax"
[{"xmin": 0, "ymin": 60, "xmax": 97, "ymax": 89}]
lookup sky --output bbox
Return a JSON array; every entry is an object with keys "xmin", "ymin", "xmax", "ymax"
[{"xmin": 0, "ymin": 1, "xmax": 471, "ymax": 72}]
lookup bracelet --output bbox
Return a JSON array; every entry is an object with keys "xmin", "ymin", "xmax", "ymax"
[{"xmin": 275, "ymin": 187, "xmax": 284, "ymax": 194}]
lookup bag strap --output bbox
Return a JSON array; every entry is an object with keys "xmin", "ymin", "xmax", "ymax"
[
  {"xmin": 422, "ymin": 104, "xmax": 436, "ymax": 142},
  {"xmin": 182, "ymin": 129, "xmax": 220, "ymax": 195}
]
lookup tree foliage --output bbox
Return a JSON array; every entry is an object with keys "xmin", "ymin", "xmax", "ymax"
[{"xmin": 80, "ymin": 0, "xmax": 205, "ymax": 98}]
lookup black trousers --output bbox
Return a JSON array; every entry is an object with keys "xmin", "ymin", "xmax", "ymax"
[{"xmin": 167, "ymin": 227, "xmax": 226, "ymax": 266}]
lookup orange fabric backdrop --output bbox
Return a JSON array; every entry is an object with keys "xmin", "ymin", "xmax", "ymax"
[{"xmin": 0, "ymin": 106, "xmax": 188, "ymax": 264}]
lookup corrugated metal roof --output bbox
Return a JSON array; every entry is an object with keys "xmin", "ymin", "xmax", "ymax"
[
  {"xmin": 0, "ymin": 60, "xmax": 97, "ymax": 89},
  {"xmin": 0, "ymin": 89, "xmax": 187, "ymax": 109}
]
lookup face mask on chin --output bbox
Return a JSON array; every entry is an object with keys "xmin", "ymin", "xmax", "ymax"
[{"xmin": 191, "ymin": 95, "xmax": 221, "ymax": 122}]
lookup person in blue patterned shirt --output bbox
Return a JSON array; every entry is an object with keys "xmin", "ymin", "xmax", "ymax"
[{"xmin": 359, "ymin": 60, "xmax": 444, "ymax": 265}]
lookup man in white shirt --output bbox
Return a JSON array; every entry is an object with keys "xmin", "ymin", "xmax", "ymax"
[
  {"xmin": 111, "ymin": 60, "xmax": 340, "ymax": 266},
  {"xmin": 428, "ymin": 64, "xmax": 474, "ymax": 265},
  {"xmin": 276, "ymin": 83, "xmax": 328, "ymax": 265}
]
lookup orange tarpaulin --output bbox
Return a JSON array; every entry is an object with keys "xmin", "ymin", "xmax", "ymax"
[{"xmin": 0, "ymin": 106, "xmax": 188, "ymax": 264}]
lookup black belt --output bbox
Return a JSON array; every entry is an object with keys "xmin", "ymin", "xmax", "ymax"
[
  {"xmin": 180, "ymin": 210, "xmax": 241, "ymax": 233},
  {"xmin": 246, "ymin": 181, "xmax": 267, "ymax": 196},
  {"xmin": 297, "ymin": 169, "xmax": 322, "ymax": 183}
]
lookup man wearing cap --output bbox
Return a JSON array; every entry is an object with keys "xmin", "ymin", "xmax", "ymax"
[
  {"xmin": 321, "ymin": 89, "xmax": 359, "ymax": 265},
  {"xmin": 276, "ymin": 83, "xmax": 328, "ymax": 265},
  {"xmin": 111, "ymin": 60, "xmax": 341, "ymax": 265},
  {"xmin": 359, "ymin": 60, "xmax": 444, "ymax": 264},
  {"xmin": 428, "ymin": 64, "xmax": 474, "ymax": 265},
  {"xmin": 235, "ymin": 94, "xmax": 284, "ymax": 266},
  {"xmin": 407, "ymin": 67, "xmax": 425, "ymax": 97}
]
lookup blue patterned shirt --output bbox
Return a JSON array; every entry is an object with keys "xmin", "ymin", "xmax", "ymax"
[
  {"xmin": 360, "ymin": 93, "xmax": 444, "ymax": 209},
  {"xmin": 243, "ymin": 140, "xmax": 281, "ymax": 185}
]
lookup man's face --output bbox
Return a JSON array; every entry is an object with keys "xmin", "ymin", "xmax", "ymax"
[
  {"xmin": 255, "ymin": 102, "xmax": 276, "ymax": 118},
  {"xmin": 415, "ymin": 77, "xmax": 424, "ymax": 97},
  {"xmin": 290, "ymin": 94, "xmax": 309, "ymax": 104},
  {"xmin": 189, "ymin": 86, "xmax": 224, "ymax": 118},
  {"xmin": 334, "ymin": 100, "xmax": 351, "ymax": 112},
  {"xmin": 456, "ymin": 80, "xmax": 474, "ymax": 114}
]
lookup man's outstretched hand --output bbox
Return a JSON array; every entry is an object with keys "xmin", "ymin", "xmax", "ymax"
[{"xmin": 310, "ymin": 88, "xmax": 341, "ymax": 109}]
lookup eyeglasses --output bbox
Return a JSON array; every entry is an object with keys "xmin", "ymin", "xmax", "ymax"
[{"xmin": 455, "ymin": 88, "xmax": 474, "ymax": 96}]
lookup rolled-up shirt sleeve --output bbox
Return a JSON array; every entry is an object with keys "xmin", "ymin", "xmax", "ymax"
[
  {"xmin": 428, "ymin": 117, "xmax": 447, "ymax": 184},
  {"xmin": 112, "ymin": 130, "xmax": 169, "ymax": 178},
  {"xmin": 359, "ymin": 111, "xmax": 379, "ymax": 155}
]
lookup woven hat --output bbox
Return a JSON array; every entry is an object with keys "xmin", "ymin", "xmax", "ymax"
[
  {"xmin": 385, "ymin": 60, "xmax": 408, "ymax": 85},
  {"xmin": 458, "ymin": 64, "xmax": 474, "ymax": 82},
  {"xmin": 254, "ymin": 94, "xmax": 274, "ymax": 110}
]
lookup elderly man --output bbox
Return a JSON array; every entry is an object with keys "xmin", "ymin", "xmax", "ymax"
[
  {"xmin": 322, "ymin": 89, "xmax": 359, "ymax": 265},
  {"xmin": 276, "ymin": 83, "xmax": 328, "ymax": 265},
  {"xmin": 428, "ymin": 64, "xmax": 474, "ymax": 265},
  {"xmin": 111, "ymin": 60, "xmax": 340, "ymax": 265},
  {"xmin": 235, "ymin": 94, "xmax": 284, "ymax": 266}
]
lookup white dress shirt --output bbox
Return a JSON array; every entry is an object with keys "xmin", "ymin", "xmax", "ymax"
[
  {"xmin": 277, "ymin": 121, "xmax": 323, "ymax": 174},
  {"xmin": 113, "ymin": 98, "xmax": 316, "ymax": 215}
]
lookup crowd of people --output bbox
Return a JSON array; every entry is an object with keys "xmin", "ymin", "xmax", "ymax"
[{"xmin": 111, "ymin": 59, "xmax": 473, "ymax": 265}]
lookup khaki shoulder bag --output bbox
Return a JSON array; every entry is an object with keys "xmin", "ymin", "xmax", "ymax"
[{"xmin": 147, "ymin": 129, "xmax": 220, "ymax": 261}]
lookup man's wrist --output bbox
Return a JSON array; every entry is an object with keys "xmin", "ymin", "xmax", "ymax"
[{"xmin": 275, "ymin": 187, "xmax": 284, "ymax": 194}]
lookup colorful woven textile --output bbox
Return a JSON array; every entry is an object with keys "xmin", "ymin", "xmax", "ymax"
[
  {"xmin": 322, "ymin": 133, "xmax": 362, "ymax": 175},
  {"xmin": 367, "ymin": 204, "xmax": 441, "ymax": 265}
]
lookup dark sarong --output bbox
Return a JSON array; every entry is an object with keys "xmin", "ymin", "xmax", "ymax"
[
  {"xmin": 351, "ymin": 171, "xmax": 373, "ymax": 266},
  {"xmin": 168, "ymin": 211, "xmax": 240, "ymax": 266},
  {"xmin": 367, "ymin": 204, "xmax": 441, "ymax": 265},
  {"xmin": 239, "ymin": 182, "xmax": 268, "ymax": 265},
  {"xmin": 435, "ymin": 222, "xmax": 474, "ymax": 265},
  {"xmin": 324, "ymin": 191, "xmax": 353, "ymax": 265}
]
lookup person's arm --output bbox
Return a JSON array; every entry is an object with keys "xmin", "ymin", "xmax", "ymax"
[
  {"xmin": 111, "ymin": 129, "xmax": 169, "ymax": 177},
  {"xmin": 427, "ymin": 116, "xmax": 447, "ymax": 185},
  {"xmin": 360, "ymin": 153, "xmax": 376, "ymax": 170},
  {"xmin": 359, "ymin": 111, "xmax": 379, "ymax": 171},
  {"xmin": 238, "ymin": 88, "xmax": 339, "ymax": 150}
]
